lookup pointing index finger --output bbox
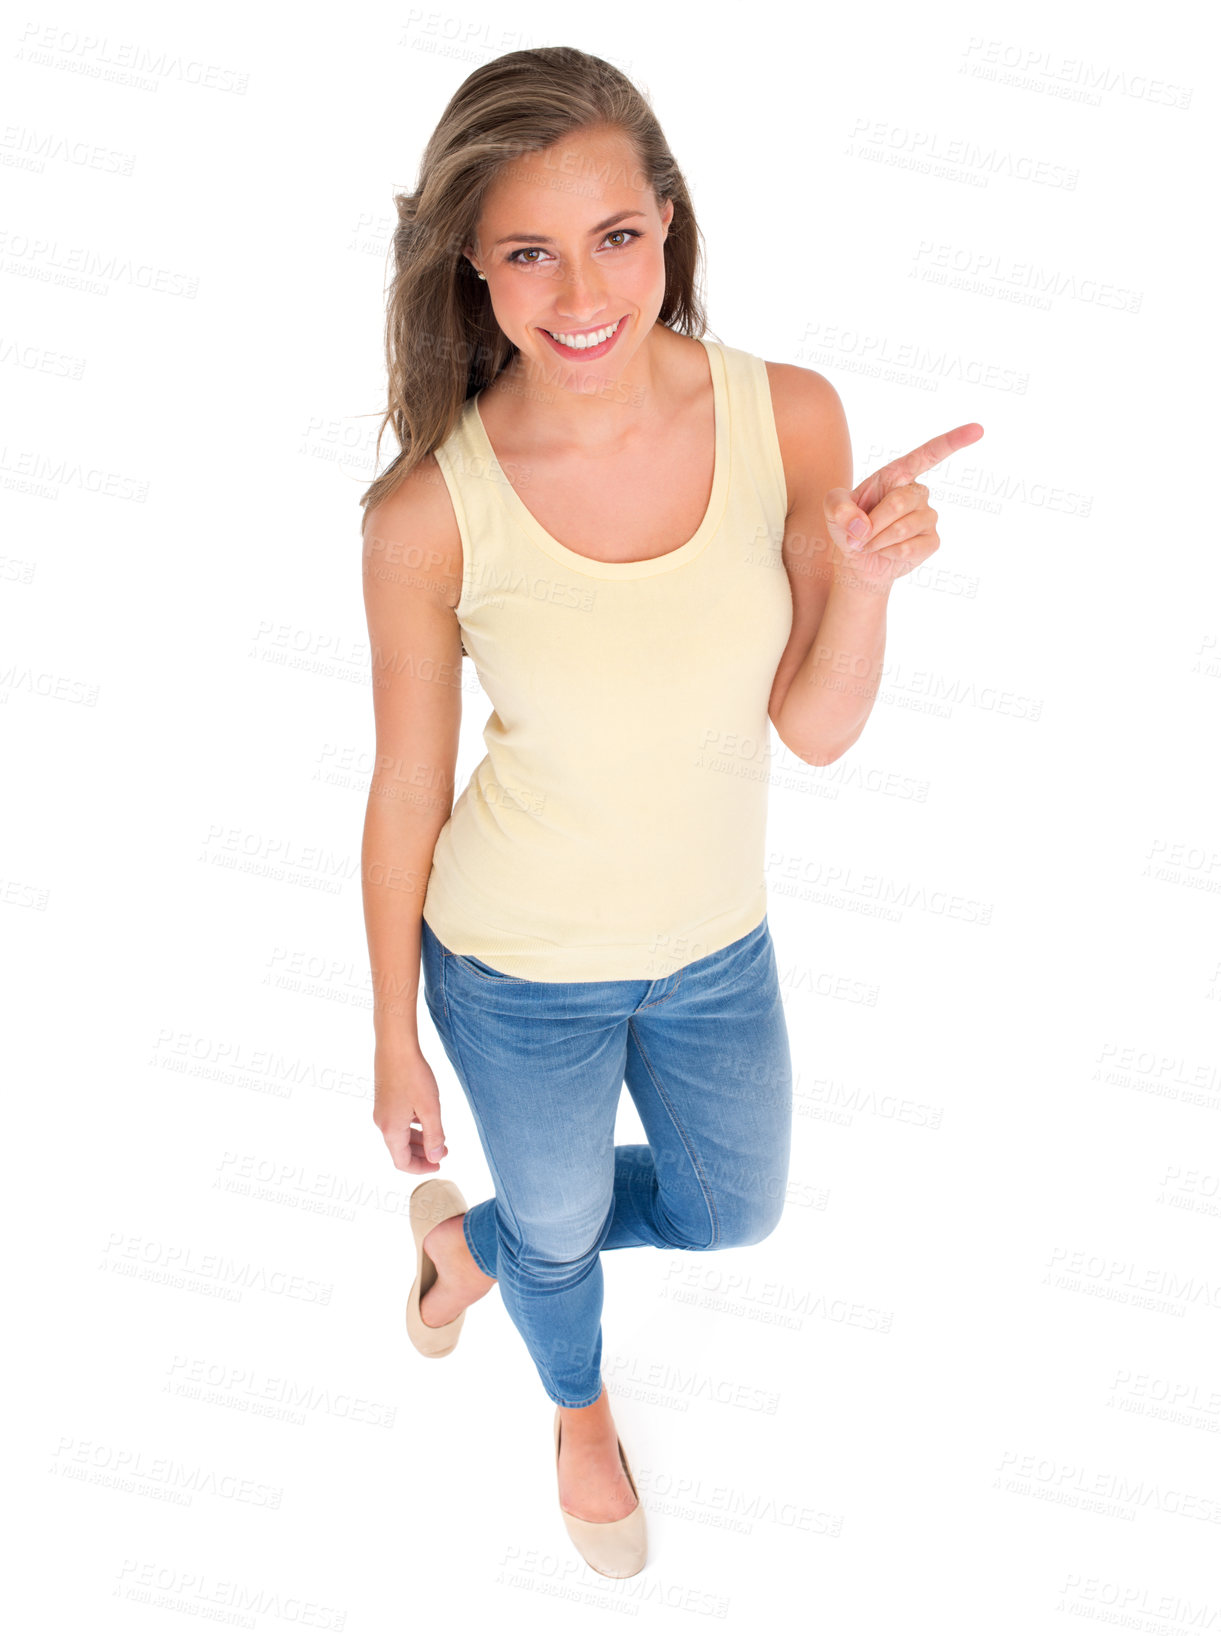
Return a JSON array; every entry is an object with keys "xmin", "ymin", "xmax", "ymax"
[{"xmin": 856, "ymin": 422, "xmax": 985, "ymax": 510}]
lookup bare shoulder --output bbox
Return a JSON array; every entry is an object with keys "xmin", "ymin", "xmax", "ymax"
[
  {"xmin": 762, "ymin": 361, "xmax": 852, "ymax": 514},
  {"xmin": 762, "ymin": 359, "xmax": 845, "ymax": 424},
  {"xmin": 361, "ymin": 449, "xmax": 464, "ymax": 614}
]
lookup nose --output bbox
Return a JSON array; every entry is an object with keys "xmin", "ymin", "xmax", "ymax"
[{"xmin": 552, "ymin": 257, "xmax": 608, "ymax": 324}]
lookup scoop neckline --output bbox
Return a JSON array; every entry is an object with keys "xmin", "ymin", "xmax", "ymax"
[{"xmin": 467, "ymin": 335, "xmax": 730, "ymax": 580}]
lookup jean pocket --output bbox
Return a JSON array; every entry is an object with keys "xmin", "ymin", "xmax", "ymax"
[{"xmin": 450, "ymin": 951, "xmax": 524, "ymax": 983}]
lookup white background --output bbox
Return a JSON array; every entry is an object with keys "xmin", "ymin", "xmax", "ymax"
[{"xmin": 4, "ymin": 1, "xmax": 1218, "ymax": 1630}]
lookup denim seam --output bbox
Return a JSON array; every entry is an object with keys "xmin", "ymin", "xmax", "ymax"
[
  {"xmin": 434, "ymin": 959, "xmax": 600, "ymax": 1404},
  {"xmin": 521, "ymin": 1317, "xmax": 584, "ymax": 1404},
  {"xmin": 436, "ymin": 978, "xmax": 524, "ymax": 1251},
  {"xmin": 635, "ymin": 969, "xmax": 684, "ymax": 1011},
  {"xmin": 528, "ymin": 1350, "xmax": 569, "ymax": 1404},
  {"xmin": 626, "ymin": 1016, "xmax": 720, "ymax": 1248},
  {"xmin": 461, "ymin": 1209, "xmax": 495, "ymax": 1280}
]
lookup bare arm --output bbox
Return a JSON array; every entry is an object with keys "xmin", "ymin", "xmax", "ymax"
[
  {"xmin": 360, "ymin": 455, "xmax": 464, "ymax": 1169},
  {"xmin": 765, "ymin": 362, "xmax": 848, "ymax": 738},
  {"xmin": 765, "ymin": 363, "xmax": 889, "ymax": 766}
]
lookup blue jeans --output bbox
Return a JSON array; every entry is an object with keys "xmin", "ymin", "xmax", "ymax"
[{"xmin": 420, "ymin": 914, "xmax": 793, "ymax": 1407}]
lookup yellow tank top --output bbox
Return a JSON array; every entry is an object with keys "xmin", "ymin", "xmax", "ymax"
[{"xmin": 421, "ymin": 335, "xmax": 792, "ymax": 981}]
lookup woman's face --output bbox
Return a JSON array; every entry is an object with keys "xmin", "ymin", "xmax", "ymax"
[{"xmin": 467, "ymin": 123, "xmax": 675, "ymax": 388}]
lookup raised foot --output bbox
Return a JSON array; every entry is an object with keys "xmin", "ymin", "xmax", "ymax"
[
  {"xmin": 419, "ymin": 1211, "xmax": 496, "ymax": 1329},
  {"xmin": 557, "ymin": 1387, "xmax": 639, "ymax": 1524}
]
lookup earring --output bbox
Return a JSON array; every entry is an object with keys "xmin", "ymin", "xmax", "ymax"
[{"xmin": 477, "ymin": 271, "xmax": 486, "ymax": 280}]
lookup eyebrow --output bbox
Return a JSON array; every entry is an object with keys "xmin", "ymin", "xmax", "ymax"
[{"xmin": 489, "ymin": 210, "xmax": 647, "ymax": 249}]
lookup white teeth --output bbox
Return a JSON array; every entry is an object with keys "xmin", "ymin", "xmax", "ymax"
[{"xmin": 545, "ymin": 318, "xmax": 621, "ymax": 350}]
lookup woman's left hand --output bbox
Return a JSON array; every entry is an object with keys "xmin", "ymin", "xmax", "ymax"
[{"xmin": 824, "ymin": 422, "xmax": 985, "ymax": 587}]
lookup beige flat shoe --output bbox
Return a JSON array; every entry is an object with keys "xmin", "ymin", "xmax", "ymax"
[
  {"xmin": 553, "ymin": 1406, "xmax": 648, "ymax": 1578},
  {"xmin": 405, "ymin": 1178, "xmax": 469, "ymax": 1358}
]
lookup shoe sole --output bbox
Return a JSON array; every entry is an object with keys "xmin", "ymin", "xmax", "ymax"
[{"xmin": 405, "ymin": 1177, "xmax": 469, "ymax": 1358}]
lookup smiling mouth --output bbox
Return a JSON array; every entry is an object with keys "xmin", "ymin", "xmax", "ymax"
[{"xmin": 539, "ymin": 316, "xmax": 627, "ymax": 354}]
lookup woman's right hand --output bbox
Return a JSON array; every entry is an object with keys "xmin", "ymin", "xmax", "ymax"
[{"xmin": 373, "ymin": 1043, "xmax": 449, "ymax": 1172}]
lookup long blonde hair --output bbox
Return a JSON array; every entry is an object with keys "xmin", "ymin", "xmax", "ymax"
[{"xmin": 358, "ymin": 45, "xmax": 710, "ymax": 520}]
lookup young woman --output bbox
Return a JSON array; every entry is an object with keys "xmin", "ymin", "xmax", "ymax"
[{"xmin": 359, "ymin": 46, "xmax": 977, "ymax": 1579}]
